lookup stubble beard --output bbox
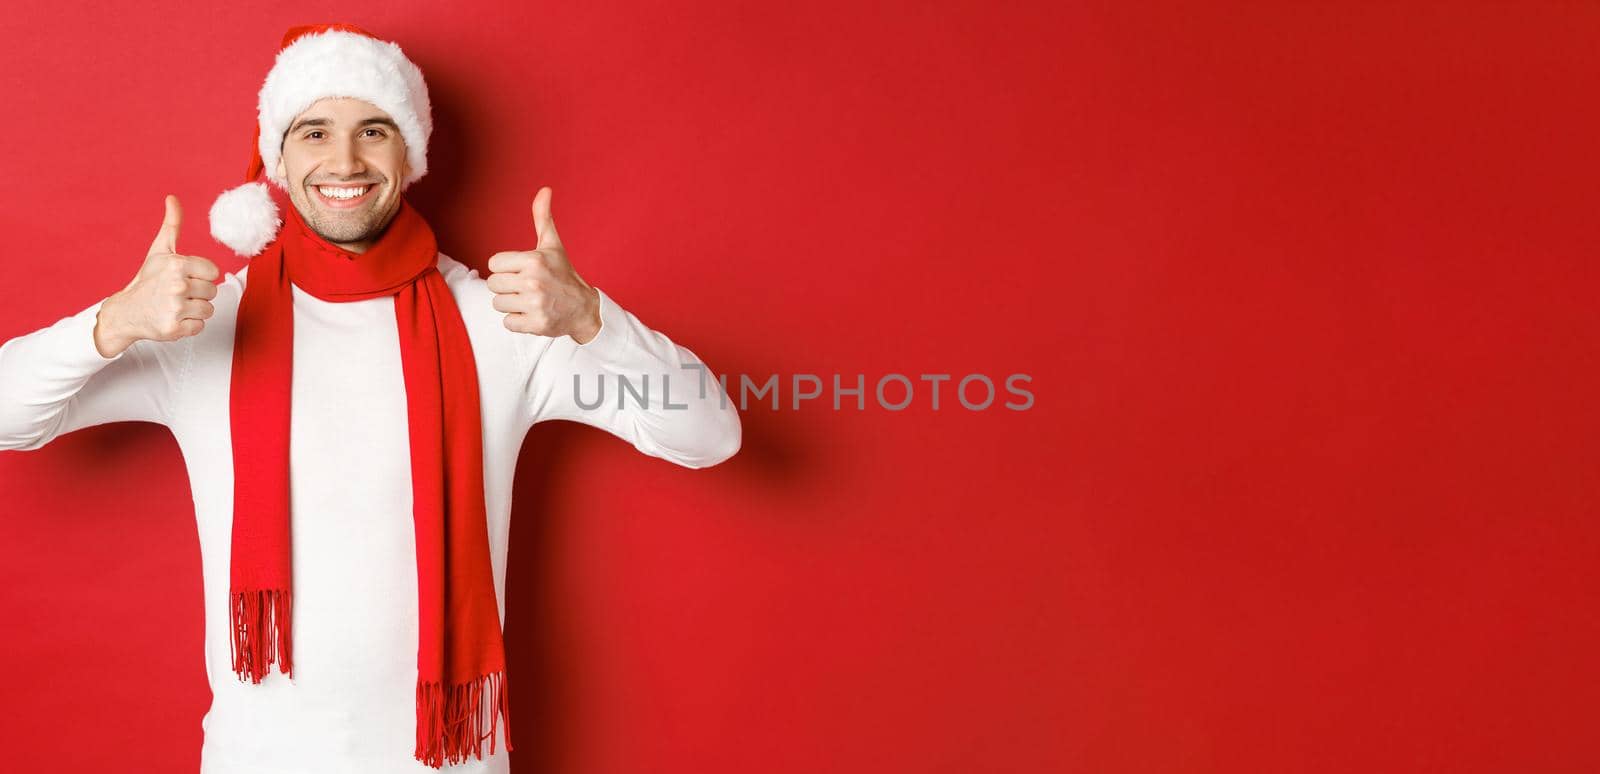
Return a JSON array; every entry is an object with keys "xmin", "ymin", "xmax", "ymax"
[{"xmin": 292, "ymin": 181, "xmax": 397, "ymax": 244}]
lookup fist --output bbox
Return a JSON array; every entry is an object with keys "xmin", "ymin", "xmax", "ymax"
[
  {"xmin": 96, "ymin": 195, "xmax": 221, "ymax": 356},
  {"xmin": 486, "ymin": 186, "xmax": 601, "ymax": 344}
]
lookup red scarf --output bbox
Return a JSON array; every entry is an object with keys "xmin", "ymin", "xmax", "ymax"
[{"xmin": 227, "ymin": 194, "xmax": 513, "ymax": 768}]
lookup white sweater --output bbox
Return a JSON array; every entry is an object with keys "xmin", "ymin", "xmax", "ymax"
[{"xmin": 0, "ymin": 253, "xmax": 741, "ymax": 773}]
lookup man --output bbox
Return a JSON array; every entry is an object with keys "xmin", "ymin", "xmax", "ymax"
[{"xmin": 0, "ymin": 23, "xmax": 740, "ymax": 774}]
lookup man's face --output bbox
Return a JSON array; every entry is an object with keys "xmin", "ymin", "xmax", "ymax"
[{"xmin": 275, "ymin": 97, "xmax": 410, "ymax": 253}]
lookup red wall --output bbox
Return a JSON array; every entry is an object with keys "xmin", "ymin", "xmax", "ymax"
[{"xmin": 2, "ymin": 2, "xmax": 1596, "ymax": 771}]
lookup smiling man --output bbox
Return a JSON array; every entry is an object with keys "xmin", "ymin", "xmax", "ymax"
[
  {"xmin": 0, "ymin": 22, "xmax": 740, "ymax": 774},
  {"xmin": 282, "ymin": 102, "xmax": 410, "ymax": 250}
]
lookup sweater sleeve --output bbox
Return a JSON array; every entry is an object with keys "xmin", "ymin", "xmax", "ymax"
[
  {"xmin": 0, "ymin": 297, "xmax": 190, "ymax": 451},
  {"xmin": 519, "ymin": 286, "xmax": 742, "ymax": 469}
]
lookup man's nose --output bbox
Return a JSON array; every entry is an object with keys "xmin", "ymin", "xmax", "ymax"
[{"xmin": 324, "ymin": 138, "xmax": 367, "ymax": 176}]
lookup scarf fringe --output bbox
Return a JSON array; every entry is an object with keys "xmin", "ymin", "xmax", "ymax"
[
  {"xmin": 415, "ymin": 670, "xmax": 513, "ymax": 768},
  {"xmin": 229, "ymin": 588, "xmax": 294, "ymax": 682}
]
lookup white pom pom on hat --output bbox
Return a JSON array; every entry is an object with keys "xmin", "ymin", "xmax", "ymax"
[
  {"xmin": 209, "ymin": 182, "xmax": 281, "ymax": 257},
  {"xmin": 208, "ymin": 23, "xmax": 433, "ymax": 257}
]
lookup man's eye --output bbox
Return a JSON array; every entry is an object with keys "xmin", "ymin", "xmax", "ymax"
[{"xmin": 297, "ymin": 128, "xmax": 383, "ymax": 140}]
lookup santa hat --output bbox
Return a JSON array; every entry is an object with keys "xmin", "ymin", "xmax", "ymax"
[{"xmin": 208, "ymin": 23, "xmax": 433, "ymax": 257}]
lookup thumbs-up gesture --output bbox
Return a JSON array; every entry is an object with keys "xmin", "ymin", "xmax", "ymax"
[
  {"xmin": 487, "ymin": 186, "xmax": 601, "ymax": 344},
  {"xmin": 94, "ymin": 195, "xmax": 221, "ymax": 357}
]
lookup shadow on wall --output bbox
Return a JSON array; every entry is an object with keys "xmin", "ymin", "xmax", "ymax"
[
  {"xmin": 404, "ymin": 77, "xmax": 477, "ymax": 254},
  {"xmin": 499, "ymin": 357, "xmax": 818, "ymax": 769}
]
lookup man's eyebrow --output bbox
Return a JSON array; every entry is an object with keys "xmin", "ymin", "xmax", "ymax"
[{"xmin": 288, "ymin": 116, "xmax": 400, "ymax": 133}]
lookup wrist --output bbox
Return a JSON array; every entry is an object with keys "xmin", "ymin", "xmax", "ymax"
[
  {"xmin": 94, "ymin": 295, "xmax": 133, "ymax": 358},
  {"xmin": 570, "ymin": 287, "xmax": 602, "ymax": 345}
]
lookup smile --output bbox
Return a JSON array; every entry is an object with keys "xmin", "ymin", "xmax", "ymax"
[{"xmin": 312, "ymin": 183, "xmax": 377, "ymax": 209}]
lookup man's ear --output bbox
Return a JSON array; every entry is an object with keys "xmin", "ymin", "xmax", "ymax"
[{"xmin": 275, "ymin": 157, "xmax": 285, "ymax": 181}]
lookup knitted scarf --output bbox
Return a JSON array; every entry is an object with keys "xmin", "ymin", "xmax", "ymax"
[{"xmin": 227, "ymin": 193, "xmax": 513, "ymax": 767}]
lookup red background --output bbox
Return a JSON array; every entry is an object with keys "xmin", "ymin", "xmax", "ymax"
[{"xmin": 2, "ymin": 1, "xmax": 1596, "ymax": 771}]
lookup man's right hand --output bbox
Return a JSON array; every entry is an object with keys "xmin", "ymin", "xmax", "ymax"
[{"xmin": 95, "ymin": 195, "xmax": 221, "ymax": 358}]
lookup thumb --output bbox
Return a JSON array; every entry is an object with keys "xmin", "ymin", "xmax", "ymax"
[
  {"xmin": 532, "ymin": 186, "xmax": 562, "ymax": 249},
  {"xmin": 149, "ymin": 194, "xmax": 182, "ymax": 256}
]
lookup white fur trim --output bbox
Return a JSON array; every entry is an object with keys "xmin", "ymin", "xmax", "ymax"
[
  {"xmin": 256, "ymin": 29, "xmax": 431, "ymax": 192},
  {"xmin": 209, "ymin": 181, "xmax": 282, "ymax": 257}
]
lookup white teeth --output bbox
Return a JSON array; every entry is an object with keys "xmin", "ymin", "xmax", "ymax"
[{"xmin": 317, "ymin": 185, "xmax": 370, "ymax": 200}]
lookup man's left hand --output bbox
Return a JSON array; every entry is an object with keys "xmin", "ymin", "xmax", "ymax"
[{"xmin": 487, "ymin": 186, "xmax": 602, "ymax": 344}]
